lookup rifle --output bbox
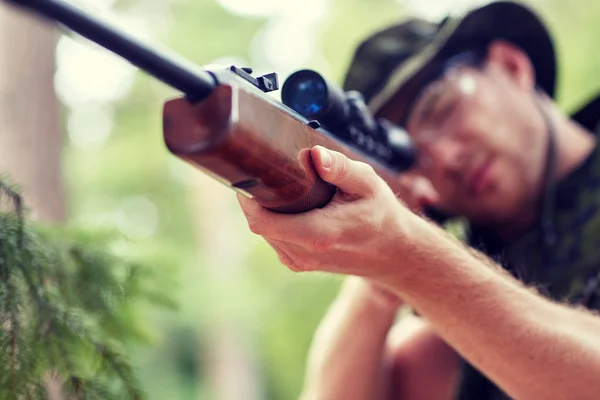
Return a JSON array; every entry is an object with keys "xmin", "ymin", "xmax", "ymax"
[{"xmin": 3, "ymin": 0, "xmax": 417, "ymax": 214}]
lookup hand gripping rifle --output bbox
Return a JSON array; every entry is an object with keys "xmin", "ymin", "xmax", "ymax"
[{"xmin": 3, "ymin": 0, "xmax": 417, "ymax": 214}]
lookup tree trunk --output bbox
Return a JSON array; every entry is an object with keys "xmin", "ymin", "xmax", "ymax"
[
  {"xmin": 0, "ymin": 4, "xmax": 65, "ymax": 399},
  {"xmin": 0, "ymin": 4, "xmax": 65, "ymax": 222}
]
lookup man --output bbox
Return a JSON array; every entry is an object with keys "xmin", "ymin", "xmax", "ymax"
[{"xmin": 238, "ymin": 1, "xmax": 600, "ymax": 399}]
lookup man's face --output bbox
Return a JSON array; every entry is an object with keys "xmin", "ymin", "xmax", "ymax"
[{"xmin": 403, "ymin": 46, "xmax": 547, "ymax": 228}]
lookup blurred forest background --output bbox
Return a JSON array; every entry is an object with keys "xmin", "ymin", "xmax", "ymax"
[{"xmin": 0, "ymin": 0, "xmax": 599, "ymax": 399}]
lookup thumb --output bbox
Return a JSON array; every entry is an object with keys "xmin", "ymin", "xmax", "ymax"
[{"xmin": 311, "ymin": 145, "xmax": 380, "ymax": 197}]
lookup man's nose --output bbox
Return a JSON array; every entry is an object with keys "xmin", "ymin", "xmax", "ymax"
[{"xmin": 429, "ymin": 137, "xmax": 467, "ymax": 175}]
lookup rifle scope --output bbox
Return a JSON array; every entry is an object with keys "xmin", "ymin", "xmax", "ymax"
[
  {"xmin": 281, "ymin": 69, "xmax": 417, "ymax": 172},
  {"xmin": 281, "ymin": 70, "xmax": 346, "ymax": 125}
]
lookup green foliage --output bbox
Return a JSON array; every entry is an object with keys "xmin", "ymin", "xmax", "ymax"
[{"xmin": 0, "ymin": 180, "xmax": 175, "ymax": 399}]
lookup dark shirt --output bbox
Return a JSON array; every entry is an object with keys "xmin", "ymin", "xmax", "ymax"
[{"xmin": 456, "ymin": 93, "xmax": 600, "ymax": 400}]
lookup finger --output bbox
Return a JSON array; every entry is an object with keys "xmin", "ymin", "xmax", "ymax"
[
  {"xmin": 240, "ymin": 215, "xmax": 292, "ymax": 263},
  {"xmin": 236, "ymin": 193, "xmax": 336, "ymax": 242},
  {"xmin": 237, "ymin": 193, "xmax": 267, "ymax": 225},
  {"xmin": 237, "ymin": 193, "xmax": 286, "ymax": 236},
  {"xmin": 264, "ymin": 238, "xmax": 302, "ymax": 272},
  {"xmin": 311, "ymin": 146, "xmax": 380, "ymax": 198},
  {"xmin": 269, "ymin": 238, "xmax": 333, "ymax": 273}
]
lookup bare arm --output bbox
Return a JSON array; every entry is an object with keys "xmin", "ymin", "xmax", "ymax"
[
  {"xmin": 300, "ymin": 277, "xmax": 399, "ymax": 400},
  {"xmin": 300, "ymin": 277, "xmax": 460, "ymax": 400},
  {"xmin": 383, "ymin": 220, "xmax": 600, "ymax": 400}
]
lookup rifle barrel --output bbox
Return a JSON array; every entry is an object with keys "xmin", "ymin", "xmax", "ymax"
[{"xmin": 5, "ymin": 0, "xmax": 216, "ymax": 99}]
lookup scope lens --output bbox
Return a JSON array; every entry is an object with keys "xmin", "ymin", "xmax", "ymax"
[{"xmin": 282, "ymin": 71, "xmax": 328, "ymax": 118}]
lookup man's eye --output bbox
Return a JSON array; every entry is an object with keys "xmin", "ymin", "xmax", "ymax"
[
  {"xmin": 429, "ymin": 92, "xmax": 456, "ymax": 124},
  {"xmin": 419, "ymin": 154, "xmax": 433, "ymax": 170},
  {"xmin": 416, "ymin": 148, "xmax": 434, "ymax": 170},
  {"xmin": 412, "ymin": 82, "xmax": 443, "ymax": 124}
]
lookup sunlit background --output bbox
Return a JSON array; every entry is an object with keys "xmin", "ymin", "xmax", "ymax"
[{"xmin": 2, "ymin": 0, "xmax": 600, "ymax": 398}]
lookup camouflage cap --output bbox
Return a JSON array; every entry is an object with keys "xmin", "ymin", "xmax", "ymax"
[{"xmin": 342, "ymin": 1, "xmax": 556, "ymax": 126}]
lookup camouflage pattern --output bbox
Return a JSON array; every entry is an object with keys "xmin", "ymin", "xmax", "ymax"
[
  {"xmin": 456, "ymin": 95, "xmax": 600, "ymax": 400},
  {"xmin": 505, "ymin": 145, "xmax": 600, "ymax": 305}
]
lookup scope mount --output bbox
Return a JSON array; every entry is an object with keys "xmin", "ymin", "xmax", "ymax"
[
  {"xmin": 308, "ymin": 93, "xmax": 415, "ymax": 173},
  {"xmin": 228, "ymin": 66, "xmax": 280, "ymax": 93}
]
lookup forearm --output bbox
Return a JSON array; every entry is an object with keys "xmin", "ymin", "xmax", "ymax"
[
  {"xmin": 301, "ymin": 277, "xmax": 400, "ymax": 400},
  {"xmin": 387, "ymin": 221, "xmax": 600, "ymax": 400}
]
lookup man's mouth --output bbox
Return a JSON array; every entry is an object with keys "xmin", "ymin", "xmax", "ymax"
[{"xmin": 467, "ymin": 157, "xmax": 494, "ymax": 196}]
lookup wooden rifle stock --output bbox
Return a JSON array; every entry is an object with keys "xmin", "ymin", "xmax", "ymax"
[{"xmin": 164, "ymin": 84, "xmax": 404, "ymax": 213}]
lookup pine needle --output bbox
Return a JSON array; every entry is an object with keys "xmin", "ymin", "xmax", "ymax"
[{"xmin": 0, "ymin": 178, "xmax": 174, "ymax": 399}]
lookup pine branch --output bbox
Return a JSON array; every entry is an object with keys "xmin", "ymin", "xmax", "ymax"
[
  {"xmin": 7, "ymin": 272, "xmax": 18, "ymax": 397},
  {"xmin": 0, "ymin": 178, "xmax": 175, "ymax": 399},
  {"xmin": 0, "ymin": 178, "xmax": 26, "ymax": 398}
]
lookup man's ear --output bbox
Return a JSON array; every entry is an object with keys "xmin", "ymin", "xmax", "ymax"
[{"xmin": 484, "ymin": 39, "xmax": 536, "ymax": 91}]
